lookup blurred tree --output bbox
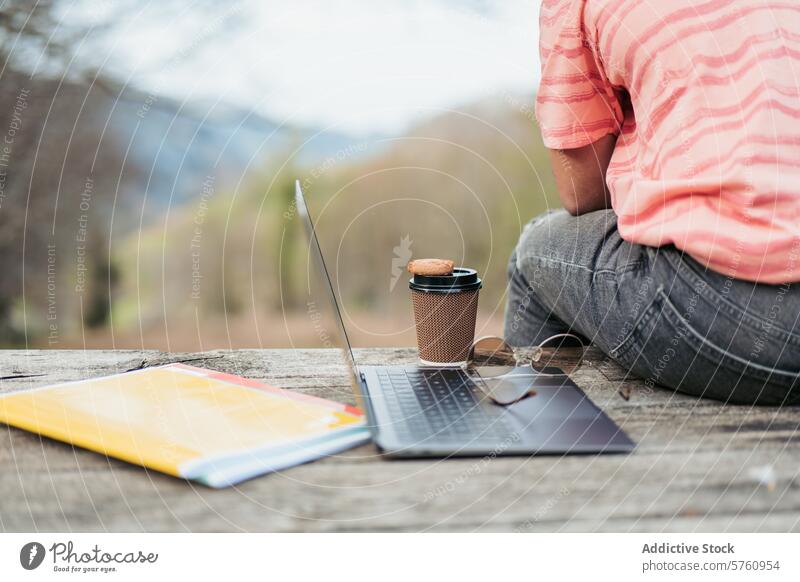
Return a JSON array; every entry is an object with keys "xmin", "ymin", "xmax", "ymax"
[
  {"xmin": 0, "ymin": 1, "xmax": 128, "ymax": 344},
  {"xmin": 276, "ymin": 168, "xmax": 302, "ymax": 311},
  {"xmin": 0, "ymin": 0, "xmax": 229, "ymax": 345}
]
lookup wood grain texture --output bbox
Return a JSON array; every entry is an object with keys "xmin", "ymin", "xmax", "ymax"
[{"xmin": 1, "ymin": 348, "xmax": 798, "ymax": 532}]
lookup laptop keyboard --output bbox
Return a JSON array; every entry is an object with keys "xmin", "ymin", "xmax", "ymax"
[{"xmin": 375, "ymin": 368, "xmax": 516, "ymax": 443}]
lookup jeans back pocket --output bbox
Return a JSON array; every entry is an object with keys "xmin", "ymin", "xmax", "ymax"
[{"xmin": 610, "ymin": 289, "xmax": 800, "ymax": 406}]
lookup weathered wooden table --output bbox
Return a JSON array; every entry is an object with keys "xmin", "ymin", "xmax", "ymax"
[{"xmin": 1, "ymin": 348, "xmax": 798, "ymax": 532}]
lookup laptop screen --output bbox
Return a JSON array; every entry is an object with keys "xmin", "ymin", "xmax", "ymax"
[{"xmin": 294, "ymin": 181, "xmax": 363, "ymax": 395}]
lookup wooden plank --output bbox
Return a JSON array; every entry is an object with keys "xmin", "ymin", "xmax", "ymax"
[
  {"xmin": 1, "ymin": 447, "xmax": 797, "ymax": 532},
  {"xmin": 0, "ymin": 348, "xmax": 799, "ymax": 532}
]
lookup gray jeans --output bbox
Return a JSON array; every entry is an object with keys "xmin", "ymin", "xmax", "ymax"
[{"xmin": 504, "ymin": 209, "xmax": 800, "ymax": 406}]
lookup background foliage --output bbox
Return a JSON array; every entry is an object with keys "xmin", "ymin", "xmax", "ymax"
[{"xmin": 0, "ymin": 1, "xmax": 558, "ymax": 350}]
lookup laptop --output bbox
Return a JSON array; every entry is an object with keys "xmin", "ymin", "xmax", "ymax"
[{"xmin": 295, "ymin": 181, "xmax": 635, "ymax": 457}]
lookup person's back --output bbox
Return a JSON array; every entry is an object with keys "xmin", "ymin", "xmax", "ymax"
[
  {"xmin": 505, "ymin": 0, "xmax": 800, "ymax": 404},
  {"xmin": 536, "ymin": 0, "xmax": 800, "ymax": 282}
]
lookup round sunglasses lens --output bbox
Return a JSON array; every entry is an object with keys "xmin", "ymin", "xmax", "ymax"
[
  {"xmin": 470, "ymin": 365, "xmax": 518, "ymax": 379},
  {"xmin": 468, "ymin": 336, "xmax": 516, "ymax": 367},
  {"xmin": 472, "ymin": 368, "xmax": 539, "ymax": 405},
  {"xmin": 530, "ymin": 335, "xmax": 585, "ymax": 375}
]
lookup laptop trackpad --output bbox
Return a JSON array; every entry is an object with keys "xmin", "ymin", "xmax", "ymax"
[{"xmin": 499, "ymin": 383, "xmax": 623, "ymax": 448}]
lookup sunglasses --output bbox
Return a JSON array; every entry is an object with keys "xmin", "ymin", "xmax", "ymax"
[{"xmin": 464, "ymin": 333, "xmax": 586, "ymax": 406}]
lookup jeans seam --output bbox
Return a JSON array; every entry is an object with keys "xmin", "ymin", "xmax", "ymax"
[
  {"xmin": 665, "ymin": 252, "xmax": 800, "ymax": 347},
  {"xmin": 657, "ymin": 289, "xmax": 800, "ymax": 387},
  {"xmin": 593, "ymin": 259, "xmax": 648, "ymax": 283},
  {"xmin": 519, "ymin": 254, "xmax": 647, "ymax": 280},
  {"xmin": 610, "ymin": 286, "xmax": 663, "ymax": 360},
  {"xmin": 517, "ymin": 253, "xmax": 594, "ymax": 275}
]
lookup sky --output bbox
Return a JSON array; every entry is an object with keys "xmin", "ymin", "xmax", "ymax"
[{"xmin": 74, "ymin": 0, "xmax": 541, "ymax": 135}]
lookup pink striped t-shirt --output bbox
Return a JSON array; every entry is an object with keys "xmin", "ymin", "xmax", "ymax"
[{"xmin": 536, "ymin": 0, "xmax": 800, "ymax": 284}]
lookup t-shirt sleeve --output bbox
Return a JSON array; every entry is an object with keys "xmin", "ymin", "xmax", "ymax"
[{"xmin": 535, "ymin": 0, "xmax": 623, "ymax": 149}]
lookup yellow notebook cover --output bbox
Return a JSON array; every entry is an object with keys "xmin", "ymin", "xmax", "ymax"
[{"xmin": 0, "ymin": 363, "xmax": 368, "ymax": 487}]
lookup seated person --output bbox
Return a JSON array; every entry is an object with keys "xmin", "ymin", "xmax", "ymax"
[{"xmin": 505, "ymin": 0, "xmax": 800, "ymax": 405}]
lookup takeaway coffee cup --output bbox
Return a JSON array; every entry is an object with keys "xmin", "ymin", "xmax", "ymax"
[{"xmin": 409, "ymin": 267, "xmax": 482, "ymax": 365}]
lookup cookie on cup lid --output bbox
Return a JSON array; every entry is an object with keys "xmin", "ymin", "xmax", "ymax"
[{"xmin": 407, "ymin": 259, "xmax": 455, "ymax": 277}]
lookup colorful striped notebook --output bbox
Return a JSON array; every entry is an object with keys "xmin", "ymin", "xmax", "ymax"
[{"xmin": 0, "ymin": 363, "xmax": 370, "ymax": 487}]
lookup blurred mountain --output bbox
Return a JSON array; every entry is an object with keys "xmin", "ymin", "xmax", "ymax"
[{"xmin": 107, "ymin": 88, "xmax": 375, "ymax": 228}]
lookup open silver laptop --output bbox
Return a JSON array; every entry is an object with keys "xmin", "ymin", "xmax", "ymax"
[{"xmin": 295, "ymin": 181, "xmax": 634, "ymax": 457}]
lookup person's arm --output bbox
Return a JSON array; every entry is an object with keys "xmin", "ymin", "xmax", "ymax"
[
  {"xmin": 535, "ymin": 0, "xmax": 624, "ymax": 216},
  {"xmin": 548, "ymin": 133, "xmax": 616, "ymax": 216}
]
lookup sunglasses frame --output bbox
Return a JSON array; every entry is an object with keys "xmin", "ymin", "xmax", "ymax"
[{"xmin": 465, "ymin": 333, "xmax": 586, "ymax": 406}]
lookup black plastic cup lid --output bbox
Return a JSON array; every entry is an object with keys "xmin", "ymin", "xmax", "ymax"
[{"xmin": 409, "ymin": 267, "xmax": 482, "ymax": 294}]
